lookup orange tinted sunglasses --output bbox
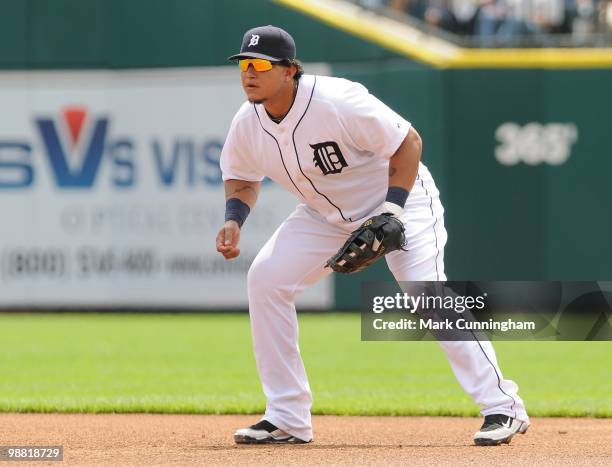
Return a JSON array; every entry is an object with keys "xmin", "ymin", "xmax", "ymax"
[{"xmin": 238, "ymin": 58, "xmax": 274, "ymax": 72}]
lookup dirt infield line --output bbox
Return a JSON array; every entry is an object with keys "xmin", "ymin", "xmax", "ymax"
[{"xmin": 0, "ymin": 414, "xmax": 610, "ymax": 466}]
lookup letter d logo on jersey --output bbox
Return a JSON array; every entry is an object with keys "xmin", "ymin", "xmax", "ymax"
[
  {"xmin": 310, "ymin": 141, "xmax": 348, "ymax": 175},
  {"xmin": 36, "ymin": 106, "xmax": 108, "ymax": 188}
]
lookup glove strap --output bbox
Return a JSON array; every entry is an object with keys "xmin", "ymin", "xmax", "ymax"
[{"xmin": 383, "ymin": 201, "xmax": 404, "ymax": 218}]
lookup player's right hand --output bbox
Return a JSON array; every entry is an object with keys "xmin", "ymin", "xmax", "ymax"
[{"xmin": 216, "ymin": 221, "xmax": 241, "ymax": 259}]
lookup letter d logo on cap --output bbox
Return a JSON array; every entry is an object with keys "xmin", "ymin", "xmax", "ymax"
[{"xmin": 248, "ymin": 35, "xmax": 260, "ymax": 47}]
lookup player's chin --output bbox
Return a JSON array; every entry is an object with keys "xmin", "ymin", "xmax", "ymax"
[{"xmin": 245, "ymin": 91, "xmax": 265, "ymax": 104}]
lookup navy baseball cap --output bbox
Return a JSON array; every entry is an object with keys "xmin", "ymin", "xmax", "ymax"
[{"xmin": 228, "ymin": 25, "xmax": 296, "ymax": 62}]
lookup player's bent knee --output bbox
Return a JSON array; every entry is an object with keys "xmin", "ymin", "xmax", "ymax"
[
  {"xmin": 246, "ymin": 261, "xmax": 264, "ymax": 292},
  {"xmin": 247, "ymin": 260, "xmax": 293, "ymax": 300}
]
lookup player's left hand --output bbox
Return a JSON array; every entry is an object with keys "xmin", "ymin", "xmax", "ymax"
[
  {"xmin": 216, "ymin": 221, "xmax": 241, "ymax": 259},
  {"xmin": 326, "ymin": 213, "xmax": 406, "ymax": 274}
]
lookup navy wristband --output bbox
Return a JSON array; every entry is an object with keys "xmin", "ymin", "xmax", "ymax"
[
  {"xmin": 225, "ymin": 198, "xmax": 251, "ymax": 228},
  {"xmin": 386, "ymin": 186, "xmax": 409, "ymax": 208}
]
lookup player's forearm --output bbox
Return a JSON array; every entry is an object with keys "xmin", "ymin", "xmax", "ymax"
[
  {"xmin": 384, "ymin": 127, "xmax": 422, "ymax": 216},
  {"xmin": 225, "ymin": 179, "xmax": 260, "ymax": 207},
  {"xmin": 224, "ymin": 179, "xmax": 260, "ymax": 228},
  {"xmin": 388, "ymin": 127, "xmax": 422, "ymax": 192}
]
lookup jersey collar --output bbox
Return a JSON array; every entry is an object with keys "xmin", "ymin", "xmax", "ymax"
[{"xmin": 255, "ymin": 74, "xmax": 315, "ymax": 134}]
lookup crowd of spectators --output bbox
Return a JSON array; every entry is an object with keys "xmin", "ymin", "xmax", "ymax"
[{"xmin": 358, "ymin": 0, "xmax": 612, "ymax": 45}]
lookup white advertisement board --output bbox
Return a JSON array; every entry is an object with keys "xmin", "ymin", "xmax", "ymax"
[{"xmin": 0, "ymin": 66, "xmax": 333, "ymax": 308}]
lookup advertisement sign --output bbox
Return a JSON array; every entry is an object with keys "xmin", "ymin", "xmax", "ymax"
[{"xmin": 0, "ymin": 67, "xmax": 333, "ymax": 308}]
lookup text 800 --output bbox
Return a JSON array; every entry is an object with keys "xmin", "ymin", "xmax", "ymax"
[{"xmin": 3, "ymin": 249, "xmax": 67, "ymax": 278}]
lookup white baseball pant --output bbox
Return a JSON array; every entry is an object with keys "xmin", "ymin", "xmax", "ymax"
[{"xmin": 246, "ymin": 166, "xmax": 529, "ymax": 442}]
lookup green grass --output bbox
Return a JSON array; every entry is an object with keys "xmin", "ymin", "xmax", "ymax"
[{"xmin": 0, "ymin": 313, "xmax": 610, "ymax": 417}]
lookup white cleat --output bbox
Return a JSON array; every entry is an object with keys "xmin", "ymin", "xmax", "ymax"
[
  {"xmin": 474, "ymin": 414, "xmax": 530, "ymax": 446},
  {"xmin": 234, "ymin": 420, "xmax": 309, "ymax": 444}
]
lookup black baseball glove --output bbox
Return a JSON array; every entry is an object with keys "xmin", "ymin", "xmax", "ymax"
[{"xmin": 326, "ymin": 213, "xmax": 406, "ymax": 274}]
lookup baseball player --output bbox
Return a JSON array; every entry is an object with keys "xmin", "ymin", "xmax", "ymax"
[{"xmin": 216, "ymin": 25, "xmax": 530, "ymax": 446}]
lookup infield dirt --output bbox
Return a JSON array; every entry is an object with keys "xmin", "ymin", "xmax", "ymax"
[{"xmin": 1, "ymin": 414, "xmax": 610, "ymax": 465}]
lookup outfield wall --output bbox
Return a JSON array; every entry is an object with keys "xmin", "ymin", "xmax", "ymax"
[{"xmin": 1, "ymin": 0, "xmax": 610, "ymax": 309}]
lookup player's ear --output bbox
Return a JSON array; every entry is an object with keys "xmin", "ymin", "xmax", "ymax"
[{"xmin": 287, "ymin": 64, "xmax": 296, "ymax": 81}]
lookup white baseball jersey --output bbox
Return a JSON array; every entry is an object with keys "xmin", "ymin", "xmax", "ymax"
[{"xmin": 220, "ymin": 74, "xmax": 412, "ymax": 224}]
